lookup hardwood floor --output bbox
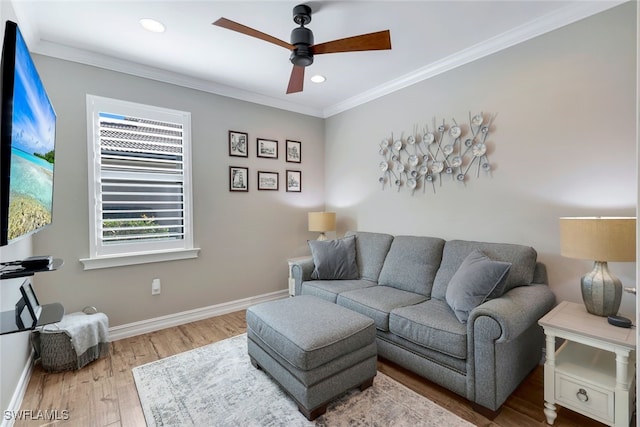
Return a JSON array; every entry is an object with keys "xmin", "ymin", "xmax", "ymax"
[{"xmin": 15, "ymin": 310, "xmax": 609, "ymax": 427}]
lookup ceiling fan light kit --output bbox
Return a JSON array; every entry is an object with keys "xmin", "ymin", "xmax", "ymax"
[{"xmin": 213, "ymin": 4, "xmax": 391, "ymax": 94}]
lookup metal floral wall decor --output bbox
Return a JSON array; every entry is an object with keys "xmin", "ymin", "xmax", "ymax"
[{"xmin": 378, "ymin": 112, "xmax": 496, "ymax": 194}]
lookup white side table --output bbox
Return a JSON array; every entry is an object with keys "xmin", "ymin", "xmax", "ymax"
[
  {"xmin": 538, "ymin": 301, "xmax": 636, "ymax": 426},
  {"xmin": 287, "ymin": 256, "xmax": 312, "ymax": 296}
]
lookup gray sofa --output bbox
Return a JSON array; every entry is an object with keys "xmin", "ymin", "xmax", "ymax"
[{"xmin": 291, "ymin": 231, "xmax": 556, "ymax": 414}]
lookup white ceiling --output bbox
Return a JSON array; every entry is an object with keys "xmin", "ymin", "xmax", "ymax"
[{"xmin": 10, "ymin": 1, "xmax": 624, "ymax": 118}]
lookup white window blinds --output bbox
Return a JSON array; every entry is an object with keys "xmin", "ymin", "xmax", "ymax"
[
  {"xmin": 99, "ymin": 112, "xmax": 185, "ymax": 244},
  {"xmin": 84, "ymin": 95, "xmax": 197, "ymax": 268}
]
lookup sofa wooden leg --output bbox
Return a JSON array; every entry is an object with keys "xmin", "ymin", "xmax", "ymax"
[{"xmin": 471, "ymin": 402, "xmax": 502, "ymax": 420}]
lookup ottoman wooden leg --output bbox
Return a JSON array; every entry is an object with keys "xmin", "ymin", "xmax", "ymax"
[
  {"xmin": 298, "ymin": 376, "xmax": 375, "ymax": 421},
  {"xmin": 359, "ymin": 377, "xmax": 374, "ymax": 391},
  {"xmin": 298, "ymin": 403, "xmax": 327, "ymax": 421},
  {"xmin": 250, "ymin": 357, "xmax": 261, "ymax": 370}
]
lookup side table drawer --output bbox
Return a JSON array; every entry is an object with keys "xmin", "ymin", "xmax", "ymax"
[{"xmin": 555, "ymin": 373, "xmax": 614, "ymax": 424}]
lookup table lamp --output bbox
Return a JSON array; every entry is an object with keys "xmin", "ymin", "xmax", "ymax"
[
  {"xmin": 559, "ymin": 217, "xmax": 636, "ymax": 316},
  {"xmin": 308, "ymin": 212, "xmax": 336, "ymax": 241}
]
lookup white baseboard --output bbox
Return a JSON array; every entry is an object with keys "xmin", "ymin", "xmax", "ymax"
[
  {"xmin": 108, "ymin": 289, "xmax": 288, "ymax": 341},
  {"xmin": 1, "ymin": 350, "xmax": 35, "ymax": 427},
  {"xmin": 1, "ymin": 290, "xmax": 287, "ymax": 423}
]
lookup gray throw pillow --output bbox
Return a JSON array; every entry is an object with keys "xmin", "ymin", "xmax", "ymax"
[
  {"xmin": 445, "ymin": 249, "xmax": 511, "ymax": 323},
  {"xmin": 308, "ymin": 235, "xmax": 359, "ymax": 280}
]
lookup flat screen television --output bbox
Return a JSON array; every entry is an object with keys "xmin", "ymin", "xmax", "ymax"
[{"xmin": 0, "ymin": 20, "xmax": 56, "ymax": 246}]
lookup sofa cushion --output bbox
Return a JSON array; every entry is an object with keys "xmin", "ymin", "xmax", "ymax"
[
  {"xmin": 445, "ymin": 250, "xmax": 512, "ymax": 323},
  {"xmin": 389, "ymin": 299, "xmax": 467, "ymax": 360},
  {"xmin": 432, "ymin": 240, "xmax": 537, "ymax": 301},
  {"xmin": 345, "ymin": 231, "xmax": 394, "ymax": 282},
  {"xmin": 376, "ymin": 330, "xmax": 467, "ymax": 374},
  {"xmin": 377, "ymin": 236, "xmax": 445, "ymax": 296},
  {"xmin": 300, "ymin": 279, "xmax": 377, "ymax": 303},
  {"xmin": 337, "ymin": 286, "xmax": 427, "ymax": 332},
  {"xmin": 308, "ymin": 235, "xmax": 358, "ymax": 280}
]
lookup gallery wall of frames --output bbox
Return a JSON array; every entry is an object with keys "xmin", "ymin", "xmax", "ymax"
[{"xmin": 228, "ymin": 130, "xmax": 302, "ymax": 193}]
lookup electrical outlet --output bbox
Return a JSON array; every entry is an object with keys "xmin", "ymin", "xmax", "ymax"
[{"xmin": 151, "ymin": 278, "xmax": 161, "ymax": 295}]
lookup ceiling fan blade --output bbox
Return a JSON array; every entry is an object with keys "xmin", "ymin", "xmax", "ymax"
[
  {"xmin": 311, "ymin": 30, "xmax": 391, "ymax": 55},
  {"xmin": 213, "ymin": 17, "xmax": 294, "ymax": 50},
  {"xmin": 286, "ymin": 65, "xmax": 305, "ymax": 94}
]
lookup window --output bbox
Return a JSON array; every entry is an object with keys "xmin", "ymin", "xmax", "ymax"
[{"xmin": 81, "ymin": 95, "xmax": 198, "ymax": 270}]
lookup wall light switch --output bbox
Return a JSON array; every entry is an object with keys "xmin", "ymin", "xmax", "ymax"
[{"xmin": 152, "ymin": 278, "xmax": 161, "ymax": 295}]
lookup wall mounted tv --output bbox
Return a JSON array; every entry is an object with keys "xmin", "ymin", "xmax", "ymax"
[{"xmin": 0, "ymin": 20, "xmax": 56, "ymax": 246}]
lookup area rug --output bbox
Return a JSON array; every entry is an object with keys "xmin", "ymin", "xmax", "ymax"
[{"xmin": 132, "ymin": 334, "xmax": 473, "ymax": 427}]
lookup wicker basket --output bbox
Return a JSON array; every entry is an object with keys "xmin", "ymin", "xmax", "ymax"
[
  {"xmin": 39, "ymin": 331, "xmax": 80, "ymax": 372},
  {"xmin": 35, "ymin": 310, "xmax": 110, "ymax": 372}
]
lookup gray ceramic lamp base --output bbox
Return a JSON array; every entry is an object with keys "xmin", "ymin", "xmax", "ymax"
[{"xmin": 581, "ymin": 261, "xmax": 622, "ymax": 317}]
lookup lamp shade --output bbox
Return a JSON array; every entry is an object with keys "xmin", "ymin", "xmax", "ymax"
[
  {"xmin": 559, "ymin": 217, "xmax": 636, "ymax": 262},
  {"xmin": 308, "ymin": 212, "xmax": 336, "ymax": 232}
]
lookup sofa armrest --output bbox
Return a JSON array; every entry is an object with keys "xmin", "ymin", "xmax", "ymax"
[
  {"xmin": 467, "ymin": 283, "xmax": 556, "ymax": 411},
  {"xmin": 469, "ymin": 283, "xmax": 556, "ymax": 342},
  {"xmin": 291, "ymin": 258, "xmax": 315, "ymax": 296}
]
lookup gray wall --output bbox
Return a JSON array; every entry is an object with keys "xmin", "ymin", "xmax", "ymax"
[
  {"xmin": 324, "ymin": 3, "xmax": 637, "ymax": 314},
  {"xmin": 25, "ymin": 57, "xmax": 325, "ymax": 327}
]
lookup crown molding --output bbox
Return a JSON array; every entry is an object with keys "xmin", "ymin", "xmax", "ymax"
[
  {"xmin": 322, "ymin": 1, "xmax": 627, "ymax": 118},
  {"xmin": 19, "ymin": 1, "xmax": 626, "ymax": 120},
  {"xmin": 30, "ymin": 40, "xmax": 325, "ymax": 118}
]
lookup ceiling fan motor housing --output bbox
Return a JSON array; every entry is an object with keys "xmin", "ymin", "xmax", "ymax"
[{"xmin": 290, "ymin": 25, "xmax": 314, "ymax": 66}]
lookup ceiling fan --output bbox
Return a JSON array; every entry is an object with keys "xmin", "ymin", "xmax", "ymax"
[{"xmin": 213, "ymin": 4, "xmax": 392, "ymax": 94}]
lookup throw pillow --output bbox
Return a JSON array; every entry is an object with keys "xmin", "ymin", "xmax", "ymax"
[
  {"xmin": 308, "ymin": 235, "xmax": 359, "ymax": 280},
  {"xmin": 445, "ymin": 249, "xmax": 511, "ymax": 323}
]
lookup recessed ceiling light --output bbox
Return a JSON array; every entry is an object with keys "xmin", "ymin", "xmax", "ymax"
[
  {"xmin": 310, "ymin": 75, "xmax": 326, "ymax": 84},
  {"xmin": 139, "ymin": 18, "xmax": 165, "ymax": 33}
]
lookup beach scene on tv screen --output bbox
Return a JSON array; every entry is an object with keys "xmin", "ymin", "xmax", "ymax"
[{"xmin": 8, "ymin": 29, "xmax": 56, "ymax": 241}]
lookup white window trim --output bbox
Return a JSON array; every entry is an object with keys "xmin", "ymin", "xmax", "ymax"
[
  {"xmin": 81, "ymin": 95, "xmax": 199, "ymax": 270},
  {"xmin": 80, "ymin": 248, "xmax": 199, "ymax": 270}
]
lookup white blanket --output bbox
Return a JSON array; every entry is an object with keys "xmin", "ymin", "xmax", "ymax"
[{"xmin": 41, "ymin": 312, "xmax": 109, "ymax": 356}]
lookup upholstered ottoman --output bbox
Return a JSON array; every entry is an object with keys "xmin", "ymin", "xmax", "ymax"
[{"xmin": 246, "ymin": 295, "xmax": 377, "ymax": 420}]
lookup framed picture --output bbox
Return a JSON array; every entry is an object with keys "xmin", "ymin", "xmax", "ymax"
[
  {"xmin": 257, "ymin": 138, "xmax": 278, "ymax": 159},
  {"xmin": 229, "ymin": 131, "xmax": 248, "ymax": 157},
  {"xmin": 286, "ymin": 140, "xmax": 301, "ymax": 163},
  {"xmin": 257, "ymin": 171, "xmax": 279, "ymax": 191},
  {"xmin": 286, "ymin": 170, "xmax": 302, "ymax": 192},
  {"xmin": 229, "ymin": 166, "xmax": 249, "ymax": 192}
]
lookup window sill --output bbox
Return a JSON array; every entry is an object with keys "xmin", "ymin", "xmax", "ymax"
[{"xmin": 79, "ymin": 248, "xmax": 200, "ymax": 270}]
